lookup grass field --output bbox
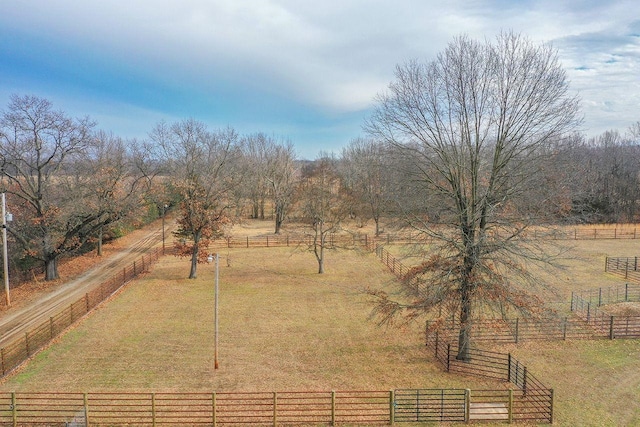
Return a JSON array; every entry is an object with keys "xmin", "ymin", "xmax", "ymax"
[{"xmin": 1, "ymin": 221, "xmax": 639, "ymax": 426}]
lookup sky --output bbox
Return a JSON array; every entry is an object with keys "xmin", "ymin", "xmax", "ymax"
[{"xmin": 0, "ymin": 1, "xmax": 639, "ymax": 159}]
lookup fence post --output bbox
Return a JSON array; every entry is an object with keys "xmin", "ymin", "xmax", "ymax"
[
  {"xmin": 151, "ymin": 393, "xmax": 156, "ymax": 427},
  {"xmin": 273, "ymin": 392, "xmax": 277, "ymax": 427},
  {"xmin": 50, "ymin": 317, "xmax": 54, "ymax": 340},
  {"xmin": 507, "ymin": 353, "xmax": 512, "ymax": 383},
  {"xmin": 84, "ymin": 392, "xmax": 90, "ymax": 427},
  {"xmin": 514, "ymin": 318, "xmax": 519, "ymax": 344},
  {"xmin": 563, "ymin": 318, "xmax": 567, "ymax": 340},
  {"xmin": 587, "ymin": 303, "xmax": 591, "ymax": 323},
  {"xmin": 331, "ymin": 391, "xmax": 336, "ymax": 425},
  {"xmin": 464, "ymin": 389, "xmax": 470, "ymax": 423},
  {"xmin": 25, "ymin": 332, "xmax": 29, "ymax": 356},
  {"xmin": 570, "ymin": 292, "xmax": 574, "ymax": 311},
  {"xmin": 598, "ymin": 288, "xmax": 602, "ymax": 306},
  {"xmin": 550, "ymin": 389, "xmax": 554, "ymax": 424},
  {"xmin": 626, "ymin": 283, "xmax": 629, "ymax": 302},
  {"xmin": 434, "ymin": 330, "xmax": 439, "ymax": 357},
  {"xmin": 246, "ymin": 236, "xmax": 249, "ymax": 248},
  {"xmin": 609, "ymin": 316, "xmax": 615, "ymax": 339},
  {"xmin": 12, "ymin": 391, "xmax": 16, "ymax": 427},
  {"xmin": 626, "ymin": 261, "xmax": 629, "ymax": 279},
  {"xmin": 446, "ymin": 344, "xmax": 451, "ymax": 372},
  {"xmin": 212, "ymin": 392, "xmax": 216, "ymax": 426},
  {"xmin": 605, "ymin": 257, "xmax": 608, "ymax": 272},
  {"xmin": 522, "ymin": 367, "xmax": 528, "ymax": 396},
  {"xmin": 123, "ymin": 268, "xmax": 126, "ymax": 284},
  {"xmin": 389, "ymin": 390, "xmax": 395, "ymax": 425},
  {"xmin": 1, "ymin": 348, "xmax": 4, "ymax": 375},
  {"xmin": 508, "ymin": 389, "xmax": 513, "ymax": 424},
  {"xmin": 85, "ymin": 293, "xmax": 90, "ymax": 313}
]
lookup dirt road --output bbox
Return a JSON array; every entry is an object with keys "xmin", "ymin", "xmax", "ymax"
[{"xmin": 0, "ymin": 220, "xmax": 172, "ymax": 348}]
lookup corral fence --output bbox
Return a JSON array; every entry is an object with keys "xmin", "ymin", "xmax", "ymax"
[
  {"xmin": 0, "ymin": 248, "xmax": 162, "ymax": 377},
  {"xmin": 427, "ymin": 315, "xmax": 597, "ymax": 345},
  {"xmin": 571, "ymin": 282, "xmax": 640, "ymax": 338},
  {"xmin": 203, "ymin": 225, "xmax": 640, "ymax": 252},
  {"xmin": 0, "ymin": 388, "xmax": 554, "ymax": 426},
  {"xmin": 605, "ymin": 256, "xmax": 640, "ymax": 282},
  {"xmin": 425, "ymin": 334, "xmax": 553, "ymax": 424}
]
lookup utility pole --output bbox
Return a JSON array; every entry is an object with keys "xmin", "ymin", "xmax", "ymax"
[
  {"xmin": 214, "ymin": 253, "xmax": 219, "ymax": 369},
  {"xmin": 1, "ymin": 193, "xmax": 10, "ymax": 307}
]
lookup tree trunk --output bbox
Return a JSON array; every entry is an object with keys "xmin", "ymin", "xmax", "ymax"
[
  {"xmin": 97, "ymin": 226, "xmax": 103, "ymax": 257},
  {"xmin": 44, "ymin": 257, "xmax": 59, "ymax": 281},
  {"xmin": 374, "ymin": 217, "xmax": 380, "ymax": 237},
  {"xmin": 456, "ymin": 293, "xmax": 472, "ymax": 361},
  {"xmin": 318, "ymin": 233, "xmax": 325, "ymax": 274},
  {"xmin": 189, "ymin": 233, "xmax": 200, "ymax": 279},
  {"xmin": 274, "ymin": 204, "xmax": 284, "ymax": 234}
]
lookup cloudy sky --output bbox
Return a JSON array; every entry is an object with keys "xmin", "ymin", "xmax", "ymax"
[{"xmin": 1, "ymin": 1, "xmax": 638, "ymax": 158}]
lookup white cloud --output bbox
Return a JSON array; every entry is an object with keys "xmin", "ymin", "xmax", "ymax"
[{"xmin": 1, "ymin": 0, "xmax": 639, "ymax": 138}]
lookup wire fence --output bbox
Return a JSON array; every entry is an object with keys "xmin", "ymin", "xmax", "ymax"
[{"xmin": 0, "ymin": 248, "xmax": 162, "ymax": 377}]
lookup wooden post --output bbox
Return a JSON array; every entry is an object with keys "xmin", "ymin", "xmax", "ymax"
[
  {"xmin": 389, "ymin": 390, "xmax": 395, "ymax": 425},
  {"xmin": 246, "ymin": 236, "xmax": 249, "ymax": 248},
  {"xmin": 12, "ymin": 392, "xmax": 16, "ymax": 427},
  {"xmin": 152, "ymin": 393, "xmax": 156, "ymax": 427},
  {"xmin": 1, "ymin": 348, "xmax": 5, "ymax": 375},
  {"xmin": 507, "ymin": 353, "xmax": 512, "ymax": 383},
  {"xmin": 84, "ymin": 393, "xmax": 90, "ymax": 427},
  {"xmin": 212, "ymin": 392, "xmax": 216, "ymax": 426},
  {"xmin": 605, "ymin": 257, "xmax": 608, "ymax": 272},
  {"xmin": 609, "ymin": 316, "xmax": 615, "ymax": 339},
  {"xmin": 523, "ymin": 367, "xmax": 528, "ymax": 396},
  {"xmin": 331, "ymin": 391, "xmax": 336, "ymax": 425},
  {"xmin": 464, "ymin": 389, "xmax": 470, "ymax": 423},
  {"xmin": 273, "ymin": 392, "xmax": 277, "ymax": 427},
  {"xmin": 508, "ymin": 389, "xmax": 513, "ymax": 424},
  {"xmin": 85, "ymin": 293, "xmax": 90, "ymax": 313},
  {"xmin": 563, "ymin": 318, "xmax": 567, "ymax": 341},
  {"xmin": 515, "ymin": 318, "xmax": 519, "ymax": 344},
  {"xmin": 50, "ymin": 317, "xmax": 54, "ymax": 340}
]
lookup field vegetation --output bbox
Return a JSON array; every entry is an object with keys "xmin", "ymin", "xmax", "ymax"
[{"xmin": 0, "ymin": 221, "xmax": 639, "ymax": 425}]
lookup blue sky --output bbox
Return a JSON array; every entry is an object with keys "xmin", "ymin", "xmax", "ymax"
[{"xmin": 1, "ymin": 1, "xmax": 638, "ymax": 159}]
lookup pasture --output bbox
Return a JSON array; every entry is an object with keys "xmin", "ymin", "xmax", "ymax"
[{"xmin": 0, "ymin": 221, "xmax": 639, "ymax": 425}]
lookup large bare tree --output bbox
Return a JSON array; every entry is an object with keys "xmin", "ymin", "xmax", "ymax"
[
  {"xmin": 0, "ymin": 95, "xmax": 96, "ymax": 280},
  {"xmin": 365, "ymin": 32, "xmax": 580, "ymax": 360},
  {"xmin": 152, "ymin": 119, "xmax": 240, "ymax": 279}
]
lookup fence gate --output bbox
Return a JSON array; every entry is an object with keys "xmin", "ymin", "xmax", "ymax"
[{"xmin": 394, "ymin": 389, "xmax": 466, "ymax": 423}]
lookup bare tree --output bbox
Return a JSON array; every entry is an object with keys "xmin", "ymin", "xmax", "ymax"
[
  {"xmin": 340, "ymin": 137, "xmax": 393, "ymax": 236},
  {"xmin": 0, "ymin": 95, "xmax": 96, "ymax": 280},
  {"xmin": 266, "ymin": 140, "xmax": 297, "ymax": 234},
  {"xmin": 239, "ymin": 133, "xmax": 298, "ymax": 233},
  {"xmin": 365, "ymin": 32, "xmax": 580, "ymax": 360},
  {"xmin": 298, "ymin": 156, "xmax": 351, "ymax": 274},
  {"xmin": 152, "ymin": 119, "xmax": 240, "ymax": 279}
]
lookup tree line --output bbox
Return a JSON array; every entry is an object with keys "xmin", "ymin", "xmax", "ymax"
[{"xmin": 1, "ymin": 32, "xmax": 638, "ymax": 360}]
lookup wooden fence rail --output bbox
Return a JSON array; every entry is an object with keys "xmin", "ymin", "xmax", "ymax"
[
  {"xmin": 0, "ymin": 389, "xmax": 554, "ymax": 425},
  {"xmin": 0, "ymin": 248, "xmax": 162, "ymax": 377}
]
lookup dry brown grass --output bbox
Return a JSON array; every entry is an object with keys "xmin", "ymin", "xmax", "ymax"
[
  {"xmin": 2, "ymin": 221, "xmax": 640, "ymax": 425},
  {"xmin": 0, "ymin": 246, "xmax": 500, "ymax": 393}
]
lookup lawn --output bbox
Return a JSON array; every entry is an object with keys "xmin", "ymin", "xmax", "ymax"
[
  {"xmin": 0, "ymin": 246, "xmax": 498, "ymax": 393},
  {"xmin": 1, "ymin": 221, "xmax": 639, "ymax": 426}
]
